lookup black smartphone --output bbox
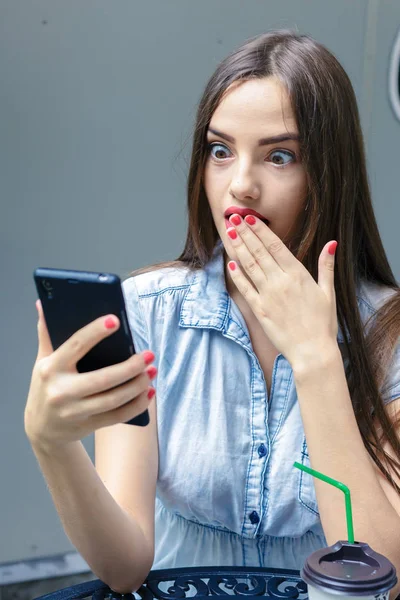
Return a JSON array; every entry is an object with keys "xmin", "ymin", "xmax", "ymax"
[{"xmin": 33, "ymin": 267, "xmax": 149, "ymax": 427}]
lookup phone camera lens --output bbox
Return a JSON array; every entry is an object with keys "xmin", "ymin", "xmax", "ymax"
[{"xmin": 42, "ymin": 280, "xmax": 53, "ymax": 291}]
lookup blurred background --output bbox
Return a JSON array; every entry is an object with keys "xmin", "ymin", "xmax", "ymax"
[{"xmin": 1, "ymin": 1, "xmax": 400, "ymax": 597}]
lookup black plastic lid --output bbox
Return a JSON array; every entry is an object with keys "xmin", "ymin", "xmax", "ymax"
[{"xmin": 301, "ymin": 541, "xmax": 397, "ymax": 596}]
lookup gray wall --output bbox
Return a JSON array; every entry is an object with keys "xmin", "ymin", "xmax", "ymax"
[{"xmin": 1, "ymin": 0, "xmax": 399, "ymax": 579}]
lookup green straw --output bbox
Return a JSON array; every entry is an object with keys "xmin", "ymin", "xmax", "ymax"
[{"xmin": 293, "ymin": 461, "xmax": 355, "ymax": 544}]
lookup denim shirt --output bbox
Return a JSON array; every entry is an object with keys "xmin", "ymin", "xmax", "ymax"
[{"xmin": 122, "ymin": 240, "xmax": 400, "ymax": 571}]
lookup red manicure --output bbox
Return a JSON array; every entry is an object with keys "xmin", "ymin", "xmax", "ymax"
[
  {"xmin": 245, "ymin": 215, "xmax": 256, "ymax": 225},
  {"xmin": 146, "ymin": 366, "xmax": 157, "ymax": 379},
  {"xmin": 227, "ymin": 228, "xmax": 238, "ymax": 240},
  {"xmin": 230, "ymin": 214, "xmax": 242, "ymax": 226},
  {"xmin": 228, "ymin": 261, "xmax": 237, "ymax": 271},
  {"xmin": 143, "ymin": 351, "xmax": 155, "ymax": 365},
  {"xmin": 328, "ymin": 241, "xmax": 338, "ymax": 256},
  {"xmin": 147, "ymin": 388, "xmax": 156, "ymax": 400},
  {"xmin": 104, "ymin": 316, "xmax": 116, "ymax": 329}
]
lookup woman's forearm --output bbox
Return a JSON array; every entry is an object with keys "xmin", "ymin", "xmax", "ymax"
[
  {"xmin": 292, "ymin": 345, "xmax": 400, "ymax": 600},
  {"xmin": 30, "ymin": 439, "xmax": 153, "ymax": 594}
]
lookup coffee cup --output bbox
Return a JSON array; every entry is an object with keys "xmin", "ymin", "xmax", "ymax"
[{"xmin": 301, "ymin": 540, "xmax": 397, "ymax": 600}]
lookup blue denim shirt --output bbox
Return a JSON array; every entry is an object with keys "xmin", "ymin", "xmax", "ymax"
[{"xmin": 122, "ymin": 240, "xmax": 400, "ymax": 571}]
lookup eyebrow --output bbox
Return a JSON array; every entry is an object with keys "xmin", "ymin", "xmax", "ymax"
[{"xmin": 207, "ymin": 127, "xmax": 300, "ymax": 146}]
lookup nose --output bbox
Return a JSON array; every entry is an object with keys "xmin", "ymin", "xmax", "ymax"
[{"xmin": 229, "ymin": 162, "xmax": 261, "ymax": 201}]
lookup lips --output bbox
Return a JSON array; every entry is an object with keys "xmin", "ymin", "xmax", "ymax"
[{"xmin": 224, "ymin": 206, "xmax": 269, "ymax": 225}]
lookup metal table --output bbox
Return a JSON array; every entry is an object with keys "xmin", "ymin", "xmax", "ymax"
[{"xmin": 33, "ymin": 566, "xmax": 308, "ymax": 600}]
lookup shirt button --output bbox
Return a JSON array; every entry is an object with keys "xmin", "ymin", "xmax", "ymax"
[
  {"xmin": 249, "ymin": 511, "xmax": 260, "ymax": 524},
  {"xmin": 258, "ymin": 443, "xmax": 267, "ymax": 457}
]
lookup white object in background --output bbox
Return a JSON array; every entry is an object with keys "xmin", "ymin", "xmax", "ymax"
[{"xmin": 389, "ymin": 26, "xmax": 400, "ymax": 122}]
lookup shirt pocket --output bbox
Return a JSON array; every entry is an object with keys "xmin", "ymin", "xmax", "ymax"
[{"xmin": 298, "ymin": 436, "xmax": 320, "ymax": 516}]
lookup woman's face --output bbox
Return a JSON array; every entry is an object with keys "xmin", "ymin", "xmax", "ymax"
[{"xmin": 204, "ymin": 76, "xmax": 308, "ymax": 268}]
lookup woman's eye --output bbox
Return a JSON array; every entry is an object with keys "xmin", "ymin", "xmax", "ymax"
[
  {"xmin": 268, "ymin": 150, "xmax": 295, "ymax": 167},
  {"xmin": 209, "ymin": 143, "xmax": 231, "ymax": 160}
]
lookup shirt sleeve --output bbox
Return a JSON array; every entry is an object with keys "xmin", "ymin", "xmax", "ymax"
[
  {"xmin": 122, "ymin": 276, "xmax": 150, "ymax": 356},
  {"xmin": 381, "ymin": 338, "xmax": 400, "ymax": 405}
]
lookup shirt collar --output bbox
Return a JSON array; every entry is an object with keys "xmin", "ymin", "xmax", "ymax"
[{"xmin": 180, "ymin": 239, "xmax": 230, "ymax": 331}]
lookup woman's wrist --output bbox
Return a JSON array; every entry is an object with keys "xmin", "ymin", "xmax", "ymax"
[
  {"xmin": 28, "ymin": 432, "xmax": 82, "ymax": 459},
  {"xmin": 290, "ymin": 340, "xmax": 342, "ymax": 383}
]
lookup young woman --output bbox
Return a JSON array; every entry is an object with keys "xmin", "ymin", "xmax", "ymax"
[{"xmin": 25, "ymin": 30, "xmax": 400, "ymax": 596}]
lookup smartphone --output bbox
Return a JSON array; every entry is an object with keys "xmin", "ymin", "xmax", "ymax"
[{"xmin": 33, "ymin": 267, "xmax": 149, "ymax": 427}]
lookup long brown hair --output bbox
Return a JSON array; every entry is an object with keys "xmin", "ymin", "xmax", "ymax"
[{"xmin": 128, "ymin": 30, "xmax": 400, "ymax": 492}]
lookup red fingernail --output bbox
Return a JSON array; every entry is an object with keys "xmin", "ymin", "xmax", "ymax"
[
  {"xmin": 147, "ymin": 388, "xmax": 156, "ymax": 400},
  {"xmin": 143, "ymin": 351, "xmax": 155, "ymax": 365},
  {"xmin": 244, "ymin": 215, "xmax": 256, "ymax": 225},
  {"xmin": 105, "ymin": 316, "xmax": 116, "ymax": 329},
  {"xmin": 227, "ymin": 228, "xmax": 237, "ymax": 240},
  {"xmin": 146, "ymin": 366, "xmax": 157, "ymax": 379},
  {"xmin": 328, "ymin": 241, "xmax": 338, "ymax": 255},
  {"xmin": 230, "ymin": 214, "xmax": 242, "ymax": 226},
  {"xmin": 228, "ymin": 261, "xmax": 236, "ymax": 271}
]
